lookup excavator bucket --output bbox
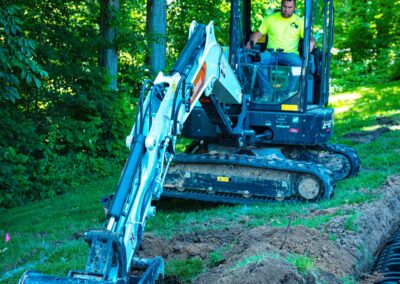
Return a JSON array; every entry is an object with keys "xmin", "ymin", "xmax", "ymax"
[
  {"xmin": 19, "ymin": 270, "xmax": 112, "ymax": 284},
  {"xmin": 19, "ymin": 256, "xmax": 164, "ymax": 284}
]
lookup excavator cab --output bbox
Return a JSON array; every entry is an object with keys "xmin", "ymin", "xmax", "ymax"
[
  {"xmin": 182, "ymin": 0, "xmax": 335, "ymax": 146},
  {"xmin": 168, "ymin": 0, "xmax": 359, "ymax": 203},
  {"xmin": 235, "ymin": 0, "xmax": 332, "ymax": 109}
]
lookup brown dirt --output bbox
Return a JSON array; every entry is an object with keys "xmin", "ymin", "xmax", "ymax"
[
  {"xmin": 343, "ymin": 127, "xmax": 390, "ymax": 144},
  {"xmin": 342, "ymin": 116, "xmax": 399, "ymax": 144},
  {"xmin": 138, "ymin": 175, "xmax": 400, "ymax": 283}
]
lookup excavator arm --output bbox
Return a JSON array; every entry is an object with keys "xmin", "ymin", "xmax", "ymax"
[{"xmin": 20, "ymin": 21, "xmax": 243, "ymax": 284}]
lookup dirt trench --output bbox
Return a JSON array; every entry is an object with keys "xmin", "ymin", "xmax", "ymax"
[{"xmin": 138, "ymin": 175, "xmax": 400, "ymax": 283}]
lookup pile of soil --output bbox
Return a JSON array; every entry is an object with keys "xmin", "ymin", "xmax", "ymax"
[{"xmin": 138, "ymin": 175, "xmax": 400, "ymax": 283}]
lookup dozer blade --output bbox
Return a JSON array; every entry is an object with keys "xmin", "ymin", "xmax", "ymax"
[{"xmin": 19, "ymin": 255, "xmax": 164, "ymax": 284}]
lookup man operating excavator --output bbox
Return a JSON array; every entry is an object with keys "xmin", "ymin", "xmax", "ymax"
[{"xmin": 246, "ymin": 0, "xmax": 316, "ymax": 66}]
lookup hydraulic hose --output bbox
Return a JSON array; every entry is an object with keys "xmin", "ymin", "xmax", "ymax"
[{"xmin": 108, "ymin": 134, "xmax": 146, "ymax": 220}]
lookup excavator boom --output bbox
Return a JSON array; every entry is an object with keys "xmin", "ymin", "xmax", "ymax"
[{"xmin": 20, "ymin": 22, "xmax": 243, "ymax": 284}]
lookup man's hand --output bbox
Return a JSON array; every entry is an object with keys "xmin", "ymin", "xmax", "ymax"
[
  {"xmin": 245, "ymin": 42, "xmax": 251, "ymax": 49},
  {"xmin": 246, "ymin": 31, "xmax": 262, "ymax": 50},
  {"xmin": 245, "ymin": 40, "xmax": 254, "ymax": 50}
]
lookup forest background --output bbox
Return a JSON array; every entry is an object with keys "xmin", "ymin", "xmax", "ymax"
[{"xmin": 1, "ymin": 0, "xmax": 399, "ymax": 208}]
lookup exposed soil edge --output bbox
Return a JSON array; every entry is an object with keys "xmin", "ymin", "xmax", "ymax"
[
  {"xmin": 194, "ymin": 175, "xmax": 400, "ymax": 283},
  {"xmin": 323, "ymin": 176, "xmax": 400, "ymax": 277},
  {"xmin": 347, "ymin": 175, "xmax": 400, "ymax": 277}
]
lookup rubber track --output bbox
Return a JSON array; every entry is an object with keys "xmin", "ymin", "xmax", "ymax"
[
  {"xmin": 283, "ymin": 143, "xmax": 361, "ymax": 180},
  {"xmin": 322, "ymin": 143, "xmax": 361, "ymax": 178},
  {"xmin": 162, "ymin": 153, "xmax": 335, "ymax": 204}
]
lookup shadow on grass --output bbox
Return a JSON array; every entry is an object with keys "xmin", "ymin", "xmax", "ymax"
[{"xmin": 154, "ymin": 197, "xmax": 232, "ymax": 213}]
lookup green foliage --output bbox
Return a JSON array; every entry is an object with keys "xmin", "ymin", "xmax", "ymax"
[
  {"xmin": 332, "ymin": 0, "xmax": 400, "ymax": 90},
  {"xmin": 0, "ymin": 1, "xmax": 135, "ymax": 208},
  {"xmin": 388, "ymin": 54, "xmax": 400, "ymax": 81},
  {"xmin": 166, "ymin": 0, "xmax": 231, "ymax": 68},
  {"xmin": 117, "ymin": 0, "xmax": 150, "ymax": 94},
  {"xmin": 0, "ymin": 4, "xmax": 48, "ymax": 102}
]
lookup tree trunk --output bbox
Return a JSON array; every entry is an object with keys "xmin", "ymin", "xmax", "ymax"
[
  {"xmin": 99, "ymin": 0, "xmax": 119, "ymax": 91},
  {"xmin": 146, "ymin": 0, "xmax": 167, "ymax": 74}
]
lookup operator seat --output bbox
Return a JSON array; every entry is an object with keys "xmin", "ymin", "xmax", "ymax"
[{"xmin": 256, "ymin": 36, "xmax": 318, "ymax": 104}]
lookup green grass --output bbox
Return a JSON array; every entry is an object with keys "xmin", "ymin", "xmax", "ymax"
[
  {"xmin": 340, "ymin": 275, "xmax": 358, "ymax": 284},
  {"xmin": 0, "ymin": 174, "xmax": 119, "ymax": 283},
  {"xmin": 165, "ymin": 257, "xmax": 204, "ymax": 283},
  {"xmin": 230, "ymin": 251, "xmax": 316, "ymax": 276},
  {"xmin": 287, "ymin": 253, "xmax": 316, "ymax": 275},
  {"xmin": 1, "ymin": 81, "xmax": 400, "ymax": 283},
  {"xmin": 344, "ymin": 213, "xmax": 359, "ymax": 232},
  {"xmin": 330, "ymin": 81, "xmax": 400, "ymax": 136},
  {"xmin": 328, "ymin": 234, "xmax": 337, "ymax": 241},
  {"xmin": 231, "ymin": 252, "xmax": 271, "ymax": 270},
  {"xmin": 207, "ymin": 241, "xmax": 235, "ymax": 267}
]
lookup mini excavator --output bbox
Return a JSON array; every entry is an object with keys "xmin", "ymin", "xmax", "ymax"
[{"xmin": 20, "ymin": 0, "xmax": 359, "ymax": 283}]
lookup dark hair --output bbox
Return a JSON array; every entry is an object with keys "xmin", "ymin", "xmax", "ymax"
[{"xmin": 282, "ymin": 0, "xmax": 296, "ymax": 5}]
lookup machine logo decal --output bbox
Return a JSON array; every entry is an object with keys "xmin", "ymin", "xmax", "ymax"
[
  {"xmin": 190, "ymin": 62, "xmax": 207, "ymax": 105},
  {"xmin": 282, "ymin": 104, "xmax": 299, "ymax": 111},
  {"xmin": 217, "ymin": 176, "xmax": 230, "ymax": 182},
  {"xmin": 322, "ymin": 120, "xmax": 332, "ymax": 129}
]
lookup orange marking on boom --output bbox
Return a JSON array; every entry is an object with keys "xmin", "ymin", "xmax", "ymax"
[{"xmin": 190, "ymin": 62, "xmax": 207, "ymax": 105}]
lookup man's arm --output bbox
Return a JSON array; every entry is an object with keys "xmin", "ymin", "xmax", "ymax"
[
  {"xmin": 310, "ymin": 35, "xmax": 316, "ymax": 51},
  {"xmin": 245, "ymin": 31, "xmax": 263, "ymax": 49}
]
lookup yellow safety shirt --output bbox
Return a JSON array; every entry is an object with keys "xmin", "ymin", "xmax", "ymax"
[{"xmin": 258, "ymin": 12, "xmax": 304, "ymax": 54}]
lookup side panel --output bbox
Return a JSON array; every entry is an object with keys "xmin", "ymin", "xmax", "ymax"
[
  {"xmin": 247, "ymin": 107, "xmax": 334, "ymax": 145},
  {"xmin": 182, "ymin": 106, "xmax": 334, "ymax": 146},
  {"xmin": 181, "ymin": 107, "xmax": 218, "ymax": 140}
]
